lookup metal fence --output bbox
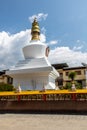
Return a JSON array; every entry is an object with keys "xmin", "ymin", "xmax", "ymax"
[{"xmin": 0, "ymin": 93, "xmax": 87, "ymax": 101}]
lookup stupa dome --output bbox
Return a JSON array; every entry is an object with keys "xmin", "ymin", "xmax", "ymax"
[{"xmin": 23, "ymin": 40, "xmax": 47, "ymax": 59}]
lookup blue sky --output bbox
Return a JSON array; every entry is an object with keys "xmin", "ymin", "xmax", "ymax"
[{"xmin": 0, "ymin": 0, "xmax": 87, "ymax": 69}]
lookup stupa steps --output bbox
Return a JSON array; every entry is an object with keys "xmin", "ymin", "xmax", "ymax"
[{"xmin": 15, "ymin": 58, "xmax": 49, "ymax": 68}]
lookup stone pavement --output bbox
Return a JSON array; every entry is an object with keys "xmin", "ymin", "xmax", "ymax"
[{"xmin": 0, "ymin": 113, "xmax": 87, "ymax": 130}]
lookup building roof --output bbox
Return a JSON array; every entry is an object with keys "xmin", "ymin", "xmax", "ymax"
[
  {"xmin": 0, "ymin": 70, "xmax": 5, "ymax": 76},
  {"xmin": 52, "ymin": 63, "xmax": 68, "ymax": 69},
  {"xmin": 63, "ymin": 66, "xmax": 86, "ymax": 70}
]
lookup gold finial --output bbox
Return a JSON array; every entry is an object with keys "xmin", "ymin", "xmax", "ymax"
[{"xmin": 31, "ymin": 18, "xmax": 40, "ymax": 41}]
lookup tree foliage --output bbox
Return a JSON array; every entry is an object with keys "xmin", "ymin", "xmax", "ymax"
[
  {"xmin": 64, "ymin": 81, "xmax": 82, "ymax": 90},
  {"xmin": 64, "ymin": 82, "xmax": 72, "ymax": 90},
  {"xmin": 0, "ymin": 83, "xmax": 14, "ymax": 91},
  {"xmin": 68, "ymin": 71, "xmax": 76, "ymax": 81}
]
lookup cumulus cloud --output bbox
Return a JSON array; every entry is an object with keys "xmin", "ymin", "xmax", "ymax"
[
  {"xmin": 0, "ymin": 30, "xmax": 30, "ymax": 70},
  {"xmin": 0, "ymin": 30, "xmax": 46, "ymax": 70},
  {"xmin": 73, "ymin": 40, "xmax": 87, "ymax": 51},
  {"xmin": 49, "ymin": 40, "xmax": 58, "ymax": 45},
  {"xmin": 73, "ymin": 45, "xmax": 83, "ymax": 51},
  {"xmin": 41, "ymin": 27, "xmax": 46, "ymax": 34},
  {"xmin": 0, "ymin": 28, "xmax": 87, "ymax": 70},
  {"xmin": 48, "ymin": 46, "xmax": 87, "ymax": 67},
  {"xmin": 76, "ymin": 40, "xmax": 80, "ymax": 43},
  {"xmin": 29, "ymin": 13, "xmax": 48, "ymax": 22}
]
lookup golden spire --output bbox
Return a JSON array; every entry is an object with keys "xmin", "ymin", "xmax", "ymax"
[{"xmin": 31, "ymin": 18, "xmax": 40, "ymax": 41}]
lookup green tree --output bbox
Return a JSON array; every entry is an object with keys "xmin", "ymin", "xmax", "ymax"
[
  {"xmin": 0, "ymin": 83, "xmax": 14, "ymax": 91},
  {"xmin": 68, "ymin": 71, "xmax": 77, "ymax": 90},
  {"xmin": 75, "ymin": 81, "xmax": 82, "ymax": 89},
  {"xmin": 68, "ymin": 71, "xmax": 76, "ymax": 81},
  {"xmin": 64, "ymin": 82, "xmax": 72, "ymax": 90}
]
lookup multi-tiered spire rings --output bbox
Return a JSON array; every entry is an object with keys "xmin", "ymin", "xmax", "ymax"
[{"xmin": 31, "ymin": 18, "xmax": 40, "ymax": 41}]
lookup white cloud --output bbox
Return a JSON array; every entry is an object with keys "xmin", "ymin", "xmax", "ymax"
[
  {"xmin": 29, "ymin": 13, "xmax": 48, "ymax": 22},
  {"xmin": 73, "ymin": 45, "xmax": 83, "ymax": 51},
  {"xmin": 74, "ymin": 40, "xmax": 87, "ymax": 51},
  {"xmin": 0, "ymin": 28, "xmax": 87, "ymax": 70},
  {"xmin": 0, "ymin": 30, "xmax": 46, "ymax": 70},
  {"xmin": 41, "ymin": 27, "xmax": 46, "ymax": 34},
  {"xmin": 48, "ymin": 46, "xmax": 87, "ymax": 67},
  {"xmin": 76, "ymin": 40, "xmax": 86, "ymax": 45},
  {"xmin": 40, "ymin": 33, "xmax": 46, "ymax": 43},
  {"xmin": 76, "ymin": 40, "xmax": 80, "ymax": 43},
  {"xmin": 49, "ymin": 40, "xmax": 58, "ymax": 45}
]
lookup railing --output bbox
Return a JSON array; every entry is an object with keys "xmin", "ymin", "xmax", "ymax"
[{"xmin": 0, "ymin": 90, "xmax": 87, "ymax": 101}]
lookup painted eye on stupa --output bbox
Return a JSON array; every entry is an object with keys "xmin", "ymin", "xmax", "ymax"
[{"xmin": 45, "ymin": 46, "xmax": 50, "ymax": 57}]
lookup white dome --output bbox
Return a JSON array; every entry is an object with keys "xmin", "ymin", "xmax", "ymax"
[{"xmin": 23, "ymin": 40, "xmax": 47, "ymax": 59}]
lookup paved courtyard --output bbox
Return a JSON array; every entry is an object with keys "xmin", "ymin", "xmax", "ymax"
[{"xmin": 0, "ymin": 113, "xmax": 87, "ymax": 130}]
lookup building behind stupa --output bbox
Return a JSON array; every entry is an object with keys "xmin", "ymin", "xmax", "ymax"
[{"xmin": 6, "ymin": 18, "xmax": 59, "ymax": 90}]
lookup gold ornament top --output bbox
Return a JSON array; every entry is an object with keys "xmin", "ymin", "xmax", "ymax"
[{"xmin": 31, "ymin": 18, "xmax": 40, "ymax": 41}]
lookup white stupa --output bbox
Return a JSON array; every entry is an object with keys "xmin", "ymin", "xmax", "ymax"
[{"xmin": 6, "ymin": 18, "xmax": 59, "ymax": 90}]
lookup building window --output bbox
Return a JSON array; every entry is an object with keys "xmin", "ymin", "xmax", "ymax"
[
  {"xmin": 7, "ymin": 77, "xmax": 13, "ymax": 84},
  {"xmin": 75, "ymin": 71, "xmax": 81, "ymax": 75},
  {"xmin": 66, "ymin": 72, "xmax": 69, "ymax": 76},
  {"xmin": 59, "ymin": 73, "xmax": 63, "ymax": 77},
  {"xmin": 84, "ymin": 70, "xmax": 86, "ymax": 75}
]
